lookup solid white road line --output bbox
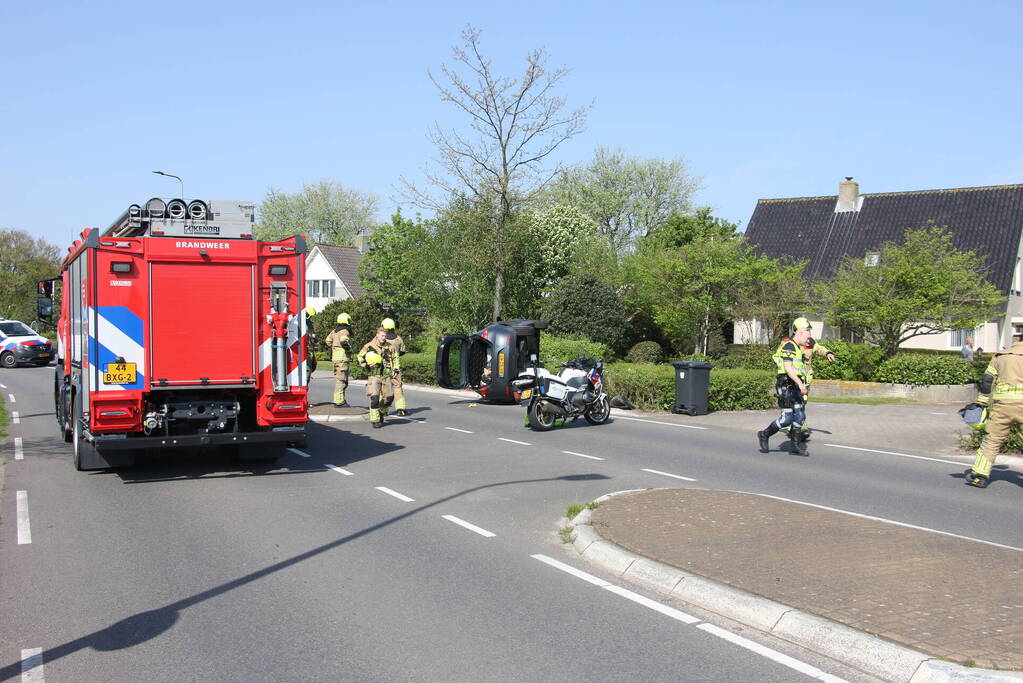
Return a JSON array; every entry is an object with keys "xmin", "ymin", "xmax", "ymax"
[
  {"xmin": 324, "ymin": 464, "xmax": 353, "ymax": 476},
  {"xmin": 20, "ymin": 647, "xmax": 44, "ymax": 682},
  {"xmin": 753, "ymin": 491, "xmax": 1023, "ymax": 553},
  {"xmin": 445, "ymin": 427, "xmax": 474, "ymax": 434},
  {"xmin": 376, "ymin": 486, "xmax": 414, "ymax": 502},
  {"xmin": 15, "ymin": 436, "xmax": 24, "ymax": 460},
  {"xmin": 822, "ymin": 443, "xmax": 963, "ymax": 466},
  {"xmin": 12, "ymin": 411, "xmax": 20, "ymax": 424},
  {"xmin": 16, "ymin": 490, "xmax": 31, "ymax": 544},
  {"xmin": 561, "ymin": 450, "xmax": 604, "ymax": 461},
  {"xmin": 287, "ymin": 448, "xmax": 312, "ymax": 458},
  {"xmin": 532, "ymin": 554, "xmax": 844, "ymax": 682},
  {"xmin": 641, "ymin": 468, "xmax": 697, "ymax": 482},
  {"xmin": 603, "ymin": 584, "xmax": 700, "ymax": 624},
  {"xmin": 498, "ymin": 437, "xmax": 531, "ymax": 446},
  {"xmin": 442, "ymin": 514, "xmax": 496, "ymax": 537},
  {"xmin": 614, "ymin": 415, "xmax": 708, "ymax": 430},
  {"xmin": 696, "ymin": 623, "xmax": 846, "ymax": 682}
]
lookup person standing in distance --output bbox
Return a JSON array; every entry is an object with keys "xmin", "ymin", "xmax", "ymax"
[
  {"xmin": 758, "ymin": 323, "xmax": 812, "ymax": 456},
  {"xmin": 358, "ymin": 328, "xmax": 394, "ymax": 428},
  {"xmin": 303, "ymin": 306, "xmax": 319, "ymax": 381},
  {"xmin": 325, "ymin": 313, "xmax": 353, "ymax": 407},
  {"xmin": 965, "ymin": 332, "xmax": 1023, "ymax": 488},
  {"xmin": 381, "ymin": 317, "xmax": 409, "ymax": 416}
]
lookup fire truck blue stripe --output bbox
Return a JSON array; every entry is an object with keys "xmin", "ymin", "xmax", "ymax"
[
  {"xmin": 96, "ymin": 306, "xmax": 143, "ymax": 345},
  {"xmin": 95, "ymin": 339, "xmax": 145, "ymax": 390}
]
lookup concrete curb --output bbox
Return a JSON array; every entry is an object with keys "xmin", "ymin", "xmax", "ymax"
[{"xmin": 568, "ymin": 490, "xmax": 1022, "ymax": 683}]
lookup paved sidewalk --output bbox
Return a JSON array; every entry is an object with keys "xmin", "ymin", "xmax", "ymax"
[{"xmin": 588, "ymin": 488, "xmax": 1023, "ymax": 676}]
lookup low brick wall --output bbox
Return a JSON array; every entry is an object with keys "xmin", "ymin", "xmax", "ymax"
[{"xmin": 811, "ymin": 379, "xmax": 976, "ymax": 403}]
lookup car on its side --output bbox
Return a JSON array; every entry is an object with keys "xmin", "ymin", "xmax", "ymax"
[{"xmin": 0, "ymin": 320, "xmax": 54, "ymax": 368}]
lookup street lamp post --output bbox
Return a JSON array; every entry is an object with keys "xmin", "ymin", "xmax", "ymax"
[{"xmin": 152, "ymin": 170, "xmax": 184, "ymax": 199}]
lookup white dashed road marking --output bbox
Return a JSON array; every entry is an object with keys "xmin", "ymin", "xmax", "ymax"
[
  {"xmin": 0, "ymin": 382, "xmax": 6, "ymax": 388},
  {"xmin": 288, "ymin": 448, "xmax": 311, "ymax": 458},
  {"xmin": 20, "ymin": 647, "xmax": 44, "ymax": 682},
  {"xmin": 8, "ymin": 393, "xmax": 14, "ymax": 403},
  {"xmin": 614, "ymin": 415, "xmax": 708, "ymax": 430},
  {"xmin": 562, "ymin": 450, "xmax": 604, "ymax": 461},
  {"xmin": 442, "ymin": 515, "xmax": 496, "ymax": 537},
  {"xmin": 641, "ymin": 468, "xmax": 697, "ymax": 482},
  {"xmin": 445, "ymin": 427, "xmax": 473, "ymax": 434},
  {"xmin": 15, "ymin": 436, "xmax": 24, "ymax": 460},
  {"xmin": 17, "ymin": 491, "xmax": 31, "ymax": 544},
  {"xmin": 498, "ymin": 437, "xmax": 531, "ymax": 446},
  {"xmin": 12, "ymin": 411, "xmax": 20, "ymax": 424},
  {"xmin": 324, "ymin": 464, "xmax": 353, "ymax": 476},
  {"xmin": 376, "ymin": 486, "xmax": 414, "ymax": 502},
  {"xmin": 531, "ymin": 554, "xmax": 845, "ymax": 682}
]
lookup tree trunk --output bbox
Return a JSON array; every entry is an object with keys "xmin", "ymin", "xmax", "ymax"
[{"xmin": 491, "ymin": 207, "xmax": 507, "ymax": 322}]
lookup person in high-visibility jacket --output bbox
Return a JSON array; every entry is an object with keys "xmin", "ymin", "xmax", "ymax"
[
  {"xmin": 325, "ymin": 313, "xmax": 353, "ymax": 407},
  {"xmin": 358, "ymin": 328, "xmax": 394, "ymax": 428},
  {"xmin": 381, "ymin": 317, "xmax": 409, "ymax": 416},
  {"xmin": 758, "ymin": 324, "xmax": 812, "ymax": 456},
  {"xmin": 965, "ymin": 332, "xmax": 1023, "ymax": 488},
  {"xmin": 796, "ymin": 334, "xmax": 835, "ymax": 442}
]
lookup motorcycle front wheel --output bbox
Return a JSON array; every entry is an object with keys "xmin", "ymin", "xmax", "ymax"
[
  {"xmin": 584, "ymin": 395, "xmax": 611, "ymax": 425},
  {"xmin": 527, "ymin": 399, "xmax": 558, "ymax": 431}
]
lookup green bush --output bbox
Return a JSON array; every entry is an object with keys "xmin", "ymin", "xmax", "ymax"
[
  {"xmin": 713, "ymin": 344, "xmax": 774, "ymax": 371},
  {"xmin": 872, "ymin": 354, "xmax": 976, "ymax": 386},
  {"xmin": 540, "ymin": 335, "xmax": 613, "ymax": 369},
  {"xmin": 625, "ymin": 341, "xmax": 664, "ymax": 364},
  {"xmin": 603, "ymin": 363, "xmax": 775, "ymax": 412},
  {"xmin": 959, "ymin": 423, "xmax": 1023, "ymax": 454},
  {"xmin": 810, "ymin": 340, "xmax": 885, "ymax": 382}
]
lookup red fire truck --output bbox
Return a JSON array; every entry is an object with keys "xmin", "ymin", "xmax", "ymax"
[{"xmin": 38, "ymin": 198, "xmax": 309, "ymax": 470}]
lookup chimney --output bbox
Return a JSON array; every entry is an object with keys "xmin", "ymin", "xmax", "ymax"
[
  {"xmin": 353, "ymin": 233, "xmax": 367, "ymax": 253},
  {"xmin": 836, "ymin": 176, "xmax": 860, "ymax": 212}
]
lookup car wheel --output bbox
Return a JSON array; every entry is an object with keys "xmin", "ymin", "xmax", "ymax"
[{"xmin": 1, "ymin": 353, "xmax": 15, "ymax": 369}]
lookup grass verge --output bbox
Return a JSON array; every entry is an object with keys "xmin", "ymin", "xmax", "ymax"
[
  {"xmin": 565, "ymin": 501, "xmax": 599, "ymax": 520},
  {"xmin": 0, "ymin": 394, "xmax": 7, "ymax": 438}
]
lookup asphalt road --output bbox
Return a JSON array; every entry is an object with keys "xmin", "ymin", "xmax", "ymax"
[{"xmin": 2, "ymin": 366, "xmax": 1020, "ymax": 682}]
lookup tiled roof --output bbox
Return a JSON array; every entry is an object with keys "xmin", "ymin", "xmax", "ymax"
[
  {"xmin": 743, "ymin": 184, "xmax": 1023, "ymax": 291},
  {"xmin": 314, "ymin": 243, "xmax": 365, "ymax": 298}
]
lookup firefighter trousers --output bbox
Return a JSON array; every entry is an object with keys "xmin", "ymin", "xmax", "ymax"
[
  {"xmin": 366, "ymin": 374, "xmax": 392, "ymax": 423},
  {"xmin": 972, "ymin": 400, "xmax": 1023, "ymax": 477},
  {"xmin": 391, "ymin": 369, "xmax": 405, "ymax": 411},
  {"xmin": 333, "ymin": 361, "xmax": 349, "ymax": 405}
]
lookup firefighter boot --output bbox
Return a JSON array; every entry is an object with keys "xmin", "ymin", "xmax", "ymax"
[
  {"xmin": 965, "ymin": 470, "xmax": 989, "ymax": 488},
  {"xmin": 966, "ymin": 451, "xmax": 993, "ymax": 488},
  {"xmin": 757, "ymin": 423, "xmax": 779, "ymax": 453},
  {"xmin": 789, "ymin": 428, "xmax": 808, "ymax": 456}
]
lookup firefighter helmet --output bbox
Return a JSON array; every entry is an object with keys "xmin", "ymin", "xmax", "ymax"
[
  {"xmin": 382, "ymin": 317, "xmax": 396, "ymax": 330},
  {"xmin": 337, "ymin": 313, "xmax": 352, "ymax": 325},
  {"xmin": 364, "ymin": 351, "xmax": 383, "ymax": 366},
  {"xmin": 792, "ymin": 317, "xmax": 811, "ymax": 331},
  {"xmin": 959, "ymin": 403, "xmax": 988, "ymax": 431},
  {"xmin": 304, "ymin": 306, "xmax": 316, "ymax": 317}
]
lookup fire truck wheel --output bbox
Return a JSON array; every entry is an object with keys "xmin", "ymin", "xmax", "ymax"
[{"xmin": 0, "ymin": 352, "xmax": 15, "ymax": 369}]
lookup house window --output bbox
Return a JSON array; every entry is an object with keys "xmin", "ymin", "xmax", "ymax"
[
  {"xmin": 950, "ymin": 329, "xmax": 973, "ymax": 348},
  {"xmin": 307, "ymin": 280, "xmax": 320, "ymax": 298},
  {"xmin": 322, "ymin": 279, "xmax": 335, "ymax": 298}
]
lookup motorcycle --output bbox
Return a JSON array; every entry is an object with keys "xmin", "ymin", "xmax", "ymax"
[{"xmin": 512, "ymin": 354, "xmax": 611, "ymax": 431}]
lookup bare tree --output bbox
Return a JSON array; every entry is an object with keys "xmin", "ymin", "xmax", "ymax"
[{"xmin": 401, "ymin": 26, "xmax": 589, "ymax": 322}]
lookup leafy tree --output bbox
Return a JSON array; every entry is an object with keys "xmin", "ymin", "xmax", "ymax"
[
  {"xmin": 524, "ymin": 204, "xmax": 599, "ymax": 295},
  {"xmin": 540, "ymin": 272, "xmax": 628, "ymax": 352},
  {"xmin": 814, "ymin": 225, "xmax": 1006, "ymax": 358},
  {"xmin": 313, "ymin": 297, "xmax": 427, "ymax": 355},
  {"xmin": 543, "ymin": 147, "xmax": 703, "ymax": 254},
  {"xmin": 0, "ymin": 229, "xmax": 62, "ymax": 325},
  {"xmin": 401, "ymin": 26, "xmax": 589, "ymax": 322},
  {"xmin": 256, "ymin": 180, "xmax": 379, "ymax": 245},
  {"xmin": 358, "ymin": 212, "xmax": 432, "ymax": 315},
  {"xmin": 645, "ymin": 208, "xmax": 738, "ymax": 248}
]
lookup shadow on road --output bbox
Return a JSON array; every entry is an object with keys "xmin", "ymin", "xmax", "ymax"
[
  {"xmin": 0, "ymin": 472, "xmax": 609, "ymax": 679},
  {"xmin": 949, "ymin": 464, "xmax": 1023, "ymax": 489}
]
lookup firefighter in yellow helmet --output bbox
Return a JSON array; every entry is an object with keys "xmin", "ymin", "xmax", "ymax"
[
  {"xmin": 358, "ymin": 327, "xmax": 394, "ymax": 428},
  {"xmin": 381, "ymin": 317, "xmax": 409, "ymax": 416},
  {"xmin": 758, "ymin": 323, "xmax": 812, "ymax": 456},
  {"xmin": 302, "ymin": 307, "xmax": 319, "ymax": 381},
  {"xmin": 325, "ymin": 312, "xmax": 353, "ymax": 407},
  {"xmin": 965, "ymin": 332, "xmax": 1023, "ymax": 488}
]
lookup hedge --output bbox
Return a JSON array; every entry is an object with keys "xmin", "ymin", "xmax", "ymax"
[
  {"xmin": 625, "ymin": 341, "xmax": 664, "ymax": 364},
  {"xmin": 540, "ymin": 335, "xmax": 613, "ymax": 370},
  {"xmin": 871, "ymin": 354, "xmax": 976, "ymax": 386},
  {"xmin": 603, "ymin": 363, "xmax": 775, "ymax": 412}
]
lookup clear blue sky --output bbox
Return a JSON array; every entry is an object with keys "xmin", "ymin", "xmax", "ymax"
[{"xmin": 3, "ymin": 0, "xmax": 1021, "ymax": 249}]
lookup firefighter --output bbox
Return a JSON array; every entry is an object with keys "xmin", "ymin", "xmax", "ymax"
[
  {"xmin": 325, "ymin": 313, "xmax": 353, "ymax": 407},
  {"xmin": 757, "ymin": 324, "xmax": 812, "ymax": 456},
  {"xmin": 965, "ymin": 332, "xmax": 1023, "ymax": 488},
  {"xmin": 795, "ymin": 319, "xmax": 836, "ymax": 442},
  {"xmin": 381, "ymin": 317, "xmax": 409, "ymax": 416},
  {"xmin": 303, "ymin": 306, "xmax": 319, "ymax": 381},
  {"xmin": 358, "ymin": 328, "xmax": 394, "ymax": 428}
]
